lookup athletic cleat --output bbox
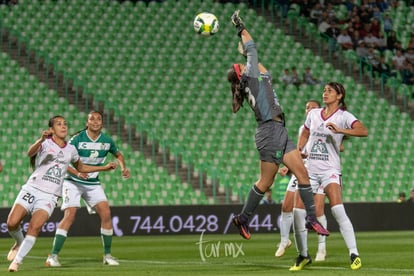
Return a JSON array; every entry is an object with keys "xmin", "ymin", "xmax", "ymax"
[
  {"xmin": 8, "ymin": 261, "xmax": 19, "ymax": 272},
  {"xmin": 305, "ymin": 215, "xmax": 330, "ymax": 236},
  {"xmin": 232, "ymin": 215, "xmax": 251, "ymax": 240},
  {"xmin": 275, "ymin": 239, "xmax": 292, "ymax": 257},
  {"xmin": 46, "ymin": 254, "xmax": 61, "ymax": 267},
  {"xmin": 289, "ymin": 254, "xmax": 312, "ymax": 271},
  {"xmin": 7, "ymin": 243, "xmax": 19, "ymax": 262},
  {"xmin": 103, "ymin": 254, "xmax": 119, "ymax": 266},
  {"xmin": 350, "ymin": 253, "xmax": 362, "ymax": 270},
  {"xmin": 315, "ymin": 249, "xmax": 326, "ymax": 262}
]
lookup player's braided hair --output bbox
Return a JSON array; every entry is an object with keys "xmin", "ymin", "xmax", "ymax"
[{"xmin": 327, "ymin": 82, "xmax": 347, "ymax": 110}]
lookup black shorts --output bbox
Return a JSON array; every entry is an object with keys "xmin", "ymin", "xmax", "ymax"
[{"xmin": 255, "ymin": 120, "xmax": 296, "ymax": 164}]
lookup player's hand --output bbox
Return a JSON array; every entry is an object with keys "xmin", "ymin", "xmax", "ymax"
[
  {"xmin": 326, "ymin": 122, "xmax": 340, "ymax": 133},
  {"xmin": 77, "ymin": 172, "xmax": 88, "ymax": 179},
  {"xmin": 278, "ymin": 166, "xmax": 289, "ymax": 176},
  {"xmin": 41, "ymin": 130, "xmax": 53, "ymax": 140},
  {"xmin": 231, "ymin": 10, "xmax": 245, "ymax": 36},
  {"xmin": 237, "ymin": 41, "xmax": 246, "ymax": 57},
  {"xmin": 121, "ymin": 168, "xmax": 131, "ymax": 179},
  {"xmin": 105, "ymin": 162, "xmax": 117, "ymax": 170}
]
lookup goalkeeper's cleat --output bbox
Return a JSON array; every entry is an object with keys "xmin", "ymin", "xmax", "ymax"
[
  {"xmin": 289, "ymin": 254, "xmax": 312, "ymax": 271},
  {"xmin": 8, "ymin": 261, "xmax": 19, "ymax": 272},
  {"xmin": 232, "ymin": 215, "xmax": 251, "ymax": 240},
  {"xmin": 350, "ymin": 253, "xmax": 362, "ymax": 270},
  {"xmin": 7, "ymin": 242, "xmax": 19, "ymax": 262},
  {"xmin": 275, "ymin": 239, "xmax": 292, "ymax": 257},
  {"xmin": 46, "ymin": 254, "xmax": 61, "ymax": 267},
  {"xmin": 103, "ymin": 254, "xmax": 119, "ymax": 266},
  {"xmin": 305, "ymin": 215, "xmax": 330, "ymax": 236}
]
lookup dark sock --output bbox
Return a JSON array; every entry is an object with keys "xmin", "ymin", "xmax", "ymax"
[
  {"xmin": 298, "ymin": 184, "xmax": 316, "ymax": 216},
  {"xmin": 240, "ymin": 185, "xmax": 265, "ymax": 222}
]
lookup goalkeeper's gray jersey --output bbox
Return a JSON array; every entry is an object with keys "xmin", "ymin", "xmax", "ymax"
[{"xmin": 242, "ymin": 40, "xmax": 283, "ymax": 124}]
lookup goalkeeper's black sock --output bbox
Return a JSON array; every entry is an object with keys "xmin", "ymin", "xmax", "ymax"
[
  {"xmin": 240, "ymin": 185, "xmax": 265, "ymax": 221},
  {"xmin": 298, "ymin": 184, "xmax": 316, "ymax": 216}
]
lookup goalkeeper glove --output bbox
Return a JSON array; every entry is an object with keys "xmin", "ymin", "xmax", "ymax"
[{"xmin": 231, "ymin": 10, "xmax": 245, "ymax": 37}]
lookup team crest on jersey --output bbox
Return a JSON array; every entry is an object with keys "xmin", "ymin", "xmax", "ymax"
[
  {"xmin": 275, "ymin": 150, "xmax": 283, "ymax": 159},
  {"xmin": 90, "ymin": 150, "xmax": 99, "ymax": 159},
  {"xmin": 42, "ymin": 164, "xmax": 63, "ymax": 185},
  {"xmin": 309, "ymin": 139, "xmax": 329, "ymax": 161}
]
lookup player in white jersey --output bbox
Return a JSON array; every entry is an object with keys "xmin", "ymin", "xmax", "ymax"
[
  {"xmin": 46, "ymin": 111, "xmax": 130, "ymax": 268},
  {"xmin": 289, "ymin": 82, "xmax": 368, "ymax": 271},
  {"xmin": 7, "ymin": 115, "xmax": 117, "ymax": 272},
  {"xmin": 275, "ymin": 100, "xmax": 329, "ymax": 260}
]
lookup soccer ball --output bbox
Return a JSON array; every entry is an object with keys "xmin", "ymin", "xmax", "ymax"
[{"xmin": 193, "ymin": 12, "xmax": 219, "ymax": 36}]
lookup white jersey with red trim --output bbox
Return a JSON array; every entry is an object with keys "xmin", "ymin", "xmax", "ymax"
[
  {"xmin": 304, "ymin": 108, "xmax": 358, "ymax": 174},
  {"xmin": 26, "ymin": 138, "xmax": 79, "ymax": 196}
]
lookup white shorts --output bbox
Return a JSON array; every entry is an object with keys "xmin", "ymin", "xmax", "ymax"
[
  {"xmin": 287, "ymin": 175, "xmax": 325, "ymax": 195},
  {"xmin": 14, "ymin": 184, "xmax": 59, "ymax": 218},
  {"xmin": 61, "ymin": 179, "xmax": 107, "ymax": 210},
  {"xmin": 309, "ymin": 172, "xmax": 342, "ymax": 191}
]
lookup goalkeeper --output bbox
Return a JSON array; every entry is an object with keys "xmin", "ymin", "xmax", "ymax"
[{"xmin": 227, "ymin": 10, "xmax": 329, "ymax": 240}]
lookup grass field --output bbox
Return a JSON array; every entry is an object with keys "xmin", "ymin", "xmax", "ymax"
[{"xmin": 0, "ymin": 231, "xmax": 413, "ymax": 275}]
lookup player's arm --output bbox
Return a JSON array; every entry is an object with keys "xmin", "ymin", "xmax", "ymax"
[
  {"xmin": 233, "ymin": 11, "xmax": 267, "ymax": 74},
  {"xmin": 67, "ymin": 166, "xmax": 88, "ymax": 179},
  {"xmin": 326, "ymin": 120, "xmax": 368, "ymax": 137},
  {"xmin": 114, "ymin": 152, "xmax": 131, "ymax": 179},
  {"xmin": 298, "ymin": 126, "xmax": 310, "ymax": 155},
  {"xmin": 73, "ymin": 159, "xmax": 117, "ymax": 173},
  {"xmin": 27, "ymin": 130, "xmax": 53, "ymax": 157}
]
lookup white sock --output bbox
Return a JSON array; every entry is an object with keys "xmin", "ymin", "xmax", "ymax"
[
  {"xmin": 293, "ymin": 208, "xmax": 308, "ymax": 256},
  {"xmin": 317, "ymin": 215, "xmax": 327, "ymax": 251},
  {"xmin": 8, "ymin": 226, "xmax": 24, "ymax": 246},
  {"xmin": 331, "ymin": 204, "xmax": 359, "ymax": 256},
  {"xmin": 14, "ymin": 235, "xmax": 36, "ymax": 264},
  {"xmin": 280, "ymin": 211, "xmax": 293, "ymax": 243},
  {"xmin": 56, "ymin": 228, "xmax": 68, "ymax": 237}
]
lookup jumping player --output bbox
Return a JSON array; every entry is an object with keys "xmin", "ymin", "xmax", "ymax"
[
  {"xmin": 290, "ymin": 82, "xmax": 367, "ymax": 271},
  {"xmin": 46, "ymin": 111, "xmax": 130, "ymax": 267},
  {"xmin": 7, "ymin": 115, "xmax": 116, "ymax": 272},
  {"xmin": 227, "ymin": 10, "xmax": 329, "ymax": 241}
]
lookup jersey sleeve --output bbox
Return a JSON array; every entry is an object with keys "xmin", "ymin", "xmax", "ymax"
[
  {"xmin": 68, "ymin": 133, "xmax": 80, "ymax": 147},
  {"xmin": 303, "ymin": 109, "xmax": 315, "ymax": 130},
  {"xmin": 244, "ymin": 40, "xmax": 260, "ymax": 78},
  {"xmin": 343, "ymin": 111, "xmax": 359, "ymax": 128},
  {"xmin": 71, "ymin": 147, "xmax": 80, "ymax": 164},
  {"xmin": 108, "ymin": 137, "xmax": 119, "ymax": 155}
]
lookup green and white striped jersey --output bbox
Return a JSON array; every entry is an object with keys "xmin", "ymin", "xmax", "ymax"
[{"xmin": 67, "ymin": 130, "xmax": 118, "ymax": 185}]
